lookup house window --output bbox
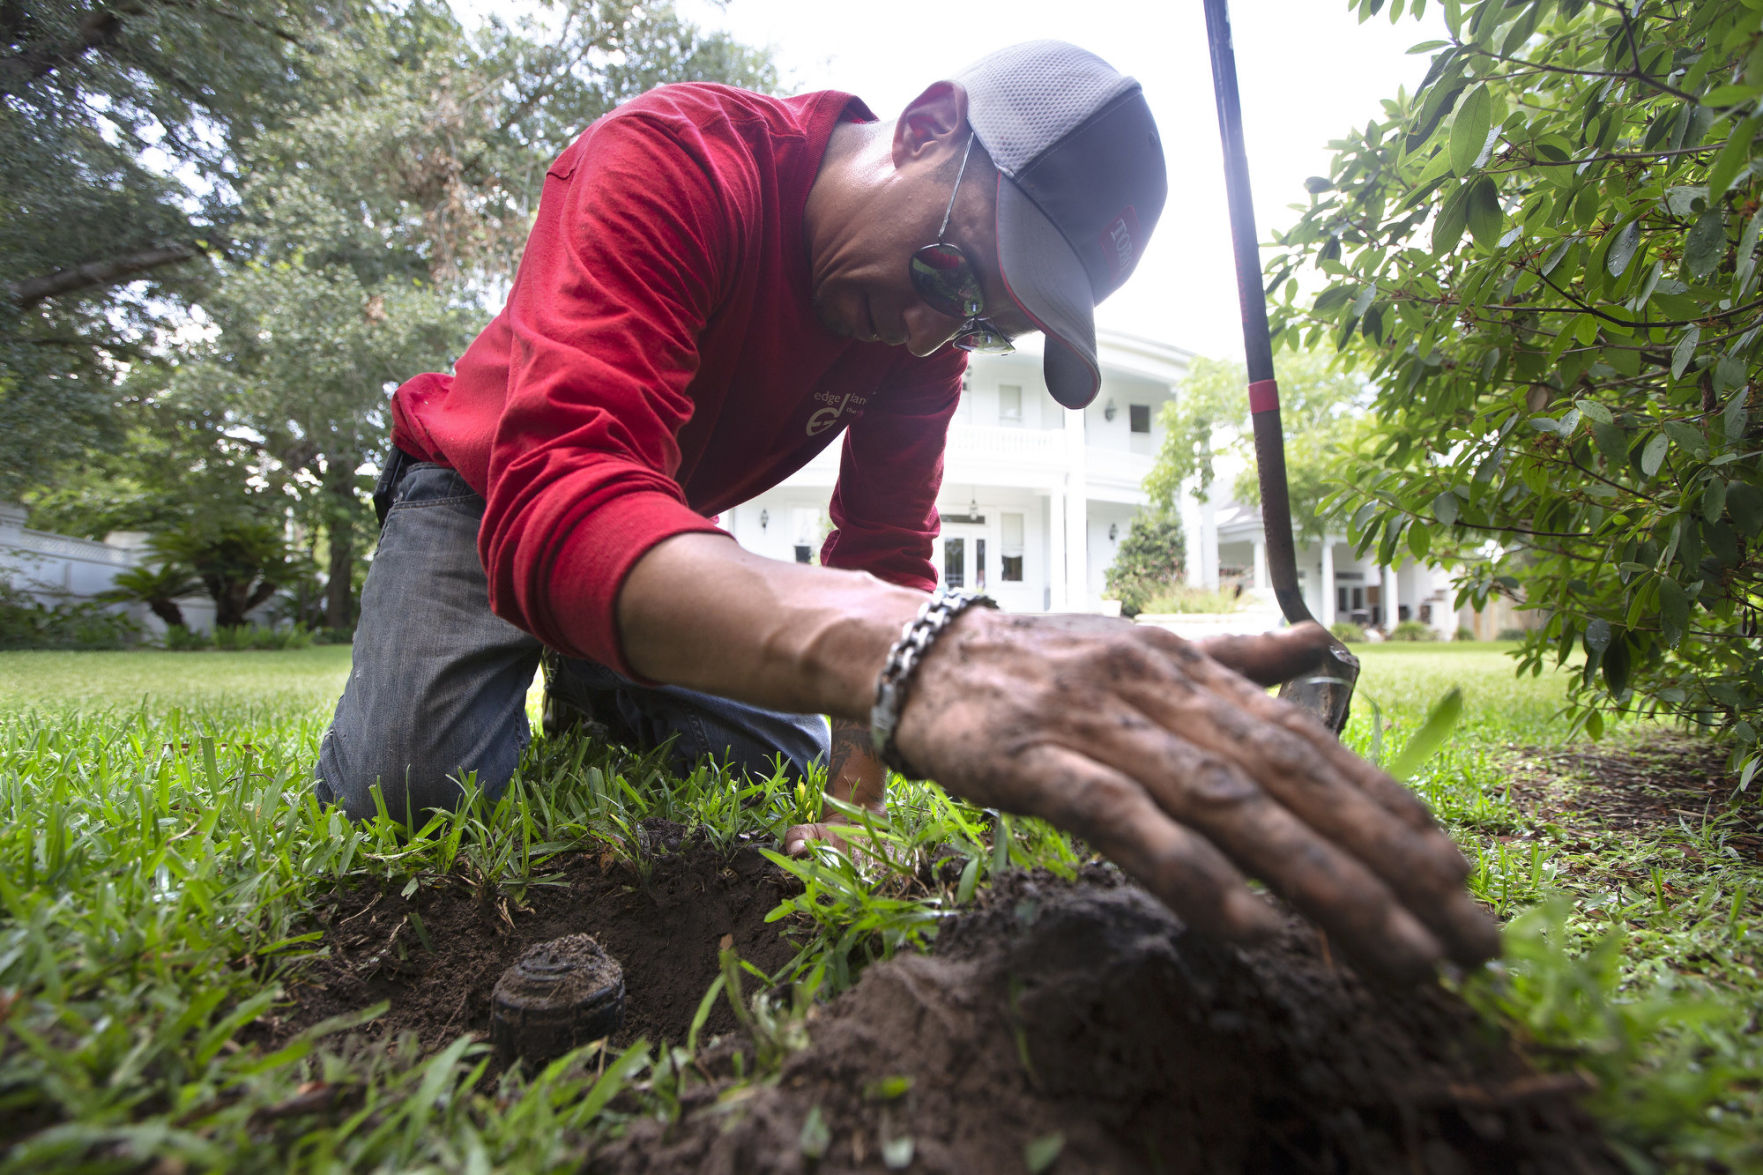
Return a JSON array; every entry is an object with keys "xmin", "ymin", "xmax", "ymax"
[
  {"xmin": 998, "ymin": 384, "xmax": 1023, "ymax": 425},
  {"xmin": 1129, "ymin": 404, "xmax": 1151, "ymax": 433},
  {"xmin": 794, "ymin": 544, "xmax": 813, "ymax": 564},
  {"xmin": 975, "ymin": 538, "xmax": 986, "ymax": 590},
  {"xmin": 943, "ymin": 537, "xmax": 965, "ymax": 588},
  {"xmin": 1000, "ymin": 512, "xmax": 1024, "ymax": 582}
]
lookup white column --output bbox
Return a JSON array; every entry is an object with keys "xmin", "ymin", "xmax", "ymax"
[
  {"xmin": 1319, "ymin": 540, "xmax": 1336, "ymax": 627},
  {"xmin": 1383, "ymin": 564, "xmax": 1400, "ymax": 629},
  {"xmin": 1065, "ymin": 493, "xmax": 1089, "ymax": 609},
  {"xmin": 1048, "ymin": 488, "xmax": 1067, "ymax": 611},
  {"xmin": 1252, "ymin": 537, "xmax": 1269, "ymax": 591},
  {"xmin": 1199, "ymin": 498, "xmax": 1219, "ymax": 589},
  {"xmin": 1064, "ymin": 406, "xmax": 1089, "ymax": 609}
]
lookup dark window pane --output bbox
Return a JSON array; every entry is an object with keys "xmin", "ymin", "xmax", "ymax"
[
  {"xmin": 794, "ymin": 544, "xmax": 812, "ymax": 564},
  {"xmin": 1001, "ymin": 554, "xmax": 1023, "ymax": 582},
  {"xmin": 1129, "ymin": 404, "xmax": 1151, "ymax": 433},
  {"xmin": 975, "ymin": 539, "xmax": 986, "ymax": 590},
  {"xmin": 943, "ymin": 538, "xmax": 964, "ymax": 588}
]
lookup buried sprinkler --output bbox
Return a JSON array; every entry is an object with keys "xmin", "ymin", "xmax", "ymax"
[{"xmin": 490, "ymin": 934, "xmax": 625, "ymax": 1068}]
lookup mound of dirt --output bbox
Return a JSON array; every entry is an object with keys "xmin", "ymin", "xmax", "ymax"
[
  {"xmin": 595, "ymin": 868, "xmax": 1619, "ymax": 1175},
  {"xmin": 265, "ymin": 824, "xmax": 801, "ymax": 1056}
]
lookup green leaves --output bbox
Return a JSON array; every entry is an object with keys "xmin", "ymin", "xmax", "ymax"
[
  {"xmin": 1466, "ymin": 178, "xmax": 1504, "ymax": 249},
  {"xmin": 1451, "ymin": 84, "xmax": 1492, "ymax": 176},
  {"xmin": 1386, "ymin": 688, "xmax": 1464, "ymax": 783},
  {"xmin": 1683, "ymin": 209, "xmax": 1727, "ymax": 281},
  {"xmin": 1266, "ymin": 0, "xmax": 1763, "ymax": 765},
  {"xmin": 1706, "ymin": 115, "xmax": 1760, "ymax": 202},
  {"xmin": 1606, "ymin": 221, "xmax": 1641, "ymax": 278}
]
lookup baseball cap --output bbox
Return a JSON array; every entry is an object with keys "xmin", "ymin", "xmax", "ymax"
[{"xmin": 953, "ymin": 42, "xmax": 1167, "ymax": 409}]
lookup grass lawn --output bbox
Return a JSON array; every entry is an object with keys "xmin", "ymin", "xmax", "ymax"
[{"xmin": 0, "ymin": 640, "xmax": 1757, "ymax": 1171}]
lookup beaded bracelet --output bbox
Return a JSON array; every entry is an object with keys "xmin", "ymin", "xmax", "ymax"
[{"xmin": 870, "ymin": 586, "xmax": 998, "ymax": 778}]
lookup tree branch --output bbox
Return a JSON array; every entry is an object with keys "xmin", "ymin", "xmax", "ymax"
[
  {"xmin": 7, "ymin": 241, "xmax": 202, "ymax": 308},
  {"xmin": 0, "ymin": 5, "xmax": 129, "ymax": 98}
]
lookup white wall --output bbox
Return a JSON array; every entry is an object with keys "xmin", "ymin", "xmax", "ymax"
[{"xmin": 0, "ymin": 502, "xmax": 259, "ymax": 636}]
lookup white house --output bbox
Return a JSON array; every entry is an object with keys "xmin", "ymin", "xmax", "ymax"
[
  {"xmin": 1212, "ymin": 502, "xmax": 1462, "ymax": 637},
  {"xmin": 727, "ymin": 329, "xmax": 1192, "ymax": 613},
  {"xmin": 6, "ymin": 326, "xmax": 1492, "ymax": 641}
]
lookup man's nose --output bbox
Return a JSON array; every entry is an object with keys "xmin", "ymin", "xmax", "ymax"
[{"xmin": 901, "ymin": 301, "xmax": 962, "ymax": 357}]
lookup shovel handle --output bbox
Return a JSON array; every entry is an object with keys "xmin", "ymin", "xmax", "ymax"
[{"xmin": 1203, "ymin": 0, "xmax": 1360, "ymax": 732}]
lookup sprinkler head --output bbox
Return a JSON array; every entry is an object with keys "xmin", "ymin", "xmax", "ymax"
[{"xmin": 490, "ymin": 934, "xmax": 624, "ymax": 1067}]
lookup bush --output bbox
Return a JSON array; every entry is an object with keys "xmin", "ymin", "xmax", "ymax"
[
  {"xmin": 1330, "ymin": 621, "xmax": 1368, "ymax": 643},
  {"xmin": 0, "ymin": 585, "xmax": 138, "ymax": 650},
  {"xmin": 1495, "ymin": 628, "xmax": 1527, "ymax": 642},
  {"xmin": 1455, "ymin": 626, "xmax": 1476, "ymax": 643},
  {"xmin": 162, "ymin": 625, "xmax": 212, "ymax": 651},
  {"xmin": 1390, "ymin": 620, "xmax": 1439, "ymax": 642},
  {"xmin": 164, "ymin": 624, "xmax": 311, "ymax": 652},
  {"xmin": 1140, "ymin": 585, "xmax": 1246, "ymax": 614},
  {"xmin": 1104, "ymin": 510, "xmax": 1186, "ymax": 618}
]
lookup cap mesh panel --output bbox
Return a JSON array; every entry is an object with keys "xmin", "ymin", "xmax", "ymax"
[{"xmin": 953, "ymin": 41, "xmax": 1138, "ymax": 174}]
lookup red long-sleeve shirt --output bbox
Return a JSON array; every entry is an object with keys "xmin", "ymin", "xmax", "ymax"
[{"xmin": 390, "ymin": 84, "xmax": 965, "ymax": 675}]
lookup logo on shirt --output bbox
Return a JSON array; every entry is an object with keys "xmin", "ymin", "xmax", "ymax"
[{"xmin": 807, "ymin": 389, "xmax": 867, "ymax": 436}]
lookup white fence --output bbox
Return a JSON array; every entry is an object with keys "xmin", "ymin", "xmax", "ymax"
[{"xmin": 0, "ymin": 502, "xmax": 233, "ymax": 635}]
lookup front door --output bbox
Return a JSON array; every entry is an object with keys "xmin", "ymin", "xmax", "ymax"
[{"xmin": 938, "ymin": 523, "xmax": 988, "ymax": 592}]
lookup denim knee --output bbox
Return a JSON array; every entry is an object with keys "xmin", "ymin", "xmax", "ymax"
[{"xmin": 314, "ymin": 723, "xmax": 526, "ymax": 822}]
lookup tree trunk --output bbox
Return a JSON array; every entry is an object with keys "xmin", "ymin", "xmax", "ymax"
[
  {"xmin": 324, "ymin": 456, "xmax": 358, "ymax": 631},
  {"xmin": 147, "ymin": 599, "xmax": 186, "ymax": 630},
  {"xmin": 214, "ymin": 577, "xmax": 246, "ymax": 629}
]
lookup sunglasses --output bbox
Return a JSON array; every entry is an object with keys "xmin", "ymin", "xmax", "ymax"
[{"xmin": 908, "ymin": 135, "xmax": 1015, "ymax": 354}]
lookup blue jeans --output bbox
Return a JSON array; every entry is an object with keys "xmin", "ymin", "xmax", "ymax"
[{"xmin": 314, "ymin": 463, "xmax": 828, "ymax": 821}]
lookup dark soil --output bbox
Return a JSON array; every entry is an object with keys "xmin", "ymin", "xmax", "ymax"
[
  {"xmin": 592, "ymin": 867, "xmax": 1619, "ymax": 1175},
  {"xmin": 1507, "ymin": 733, "xmax": 1760, "ymax": 856},
  {"xmin": 262, "ymin": 822, "xmax": 802, "ymax": 1059}
]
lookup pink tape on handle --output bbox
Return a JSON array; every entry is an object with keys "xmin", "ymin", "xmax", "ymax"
[{"xmin": 1248, "ymin": 378, "xmax": 1280, "ymax": 415}]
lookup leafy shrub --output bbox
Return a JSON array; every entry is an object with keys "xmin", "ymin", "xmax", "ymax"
[
  {"xmin": 1104, "ymin": 510, "xmax": 1186, "ymax": 618},
  {"xmin": 162, "ymin": 625, "xmax": 212, "ymax": 651},
  {"xmin": 199, "ymin": 624, "xmax": 313, "ymax": 652},
  {"xmin": 1496, "ymin": 628, "xmax": 1528, "ymax": 642},
  {"xmin": 1278, "ymin": 0, "xmax": 1763, "ymax": 783},
  {"xmin": 1390, "ymin": 620, "xmax": 1439, "ymax": 642},
  {"xmin": 1330, "ymin": 621, "xmax": 1368, "ymax": 643},
  {"xmin": 0, "ymin": 585, "xmax": 138, "ymax": 650},
  {"xmin": 1455, "ymin": 626, "xmax": 1476, "ymax": 643},
  {"xmin": 1140, "ymin": 585, "xmax": 1246, "ymax": 614}
]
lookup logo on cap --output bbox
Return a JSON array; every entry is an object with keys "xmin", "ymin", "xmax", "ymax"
[{"xmin": 1101, "ymin": 206, "xmax": 1141, "ymax": 286}]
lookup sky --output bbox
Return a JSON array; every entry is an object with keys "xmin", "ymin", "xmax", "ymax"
[{"xmin": 672, "ymin": 0, "xmax": 1449, "ymax": 362}]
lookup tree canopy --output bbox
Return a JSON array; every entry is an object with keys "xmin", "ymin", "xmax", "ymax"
[
  {"xmin": 7, "ymin": 0, "xmax": 776, "ymax": 629},
  {"xmin": 1145, "ymin": 349, "xmax": 1367, "ymax": 543},
  {"xmin": 1272, "ymin": 0, "xmax": 1763, "ymax": 782}
]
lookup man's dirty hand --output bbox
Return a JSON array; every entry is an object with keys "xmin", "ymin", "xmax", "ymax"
[{"xmin": 893, "ymin": 615, "xmax": 1501, "ymax": 983}]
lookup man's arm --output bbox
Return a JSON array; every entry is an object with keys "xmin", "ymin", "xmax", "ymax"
[{"xmin": 618, "ymin": 531, "xmax": 1500, "ymax": 983}]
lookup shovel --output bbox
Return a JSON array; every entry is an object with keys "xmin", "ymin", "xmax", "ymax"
[{"xmin": 1202, "ymin": 0, "xmax": 1360, "ymax": 733}]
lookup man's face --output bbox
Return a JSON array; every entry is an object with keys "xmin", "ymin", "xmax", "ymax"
[{"xmin": 809, "ymin": 135, "xmax": 1033, "ymax": 359}]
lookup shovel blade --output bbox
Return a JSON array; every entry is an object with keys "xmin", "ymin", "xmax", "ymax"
[{"xmin": 1277, "ymin": 641, "xmax": 1360, "ymax": 735}]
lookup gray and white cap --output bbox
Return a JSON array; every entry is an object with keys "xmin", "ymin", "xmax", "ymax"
[{"xmin": 954, "ymin": 41, "xmax": 1167, "ymax": 408}]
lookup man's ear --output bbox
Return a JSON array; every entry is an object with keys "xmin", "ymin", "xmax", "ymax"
[{"xmin": 892, "ymin": 81, "xmax": 968, "ymax": 168}]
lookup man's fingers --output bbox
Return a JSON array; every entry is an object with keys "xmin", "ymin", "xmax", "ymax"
[
  {"xmin": 1186, "ymin": 621, "xmax": 1337, "ymax": 688},
  {"xmin": 784, "ymin": 822, "xmax": 843, "ymax": 856},
  {"xmin": 1024, "ymin": 746, "xmax": 1281, "ymax": 941},
  {"xmin": 1122, "ymin": 672, "xmax": 1500, "ymax": 968}
]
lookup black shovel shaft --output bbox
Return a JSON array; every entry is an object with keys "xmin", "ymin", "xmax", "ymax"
[
  {"xmin": 1204, "ymin": 0, "xmax": 1361, "ymax": 734},
  {"xmin": 1202, "ymin": 0, "xmax": 1310, "ymax": 627}
]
